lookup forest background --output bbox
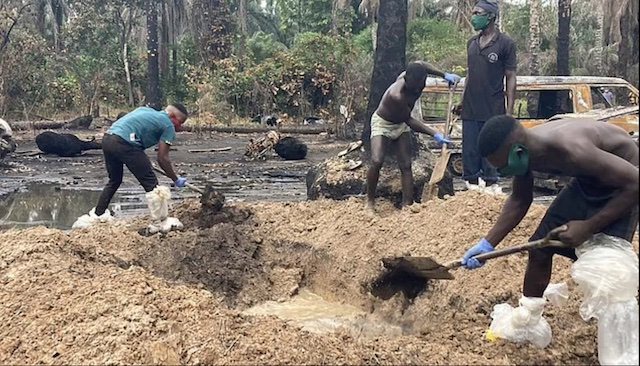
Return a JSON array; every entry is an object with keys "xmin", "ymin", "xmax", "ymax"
[{"xmin": 0, "ymin": 0, "xmax": 638, "ymax": 138}]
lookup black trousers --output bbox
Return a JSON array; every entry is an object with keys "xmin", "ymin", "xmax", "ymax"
[
  {"xmin": 95, "ymin": 134, "xmax": 157, "ymax": 215},
  {"xmin": 530, "ymin": 178, "xmax": 639, "ymax": 260}
]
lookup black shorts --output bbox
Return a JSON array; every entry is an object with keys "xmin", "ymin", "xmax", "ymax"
[{"xmin": 530, "ymin": 178, "xmax": 638, "ymax": 261}]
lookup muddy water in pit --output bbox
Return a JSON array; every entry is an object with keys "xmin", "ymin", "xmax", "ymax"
[
  {"xmin": 0, "ymin": 183, "xmax": 155, "ymax": 229},
  {"xmin": 243, "ymin": 289, "xmax": 404, "ymax": 336}
]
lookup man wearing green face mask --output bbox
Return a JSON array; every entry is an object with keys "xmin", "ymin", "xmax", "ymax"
[
  {"xmin": 459, "ymin": 0, "xmax": 517, "ymax": 187},
  {"xmin": 461, "ymin": 114, "xmax": 638, "ymax": 304}
]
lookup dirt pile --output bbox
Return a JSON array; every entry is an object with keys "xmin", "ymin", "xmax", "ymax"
[{"xmin": 1, "ymin": 191, "xmax": 637, "ymax": 364}]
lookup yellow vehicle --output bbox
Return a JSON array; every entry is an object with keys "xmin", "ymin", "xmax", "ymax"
[{"xmin": 421, "ymin": 76, "xmax": 639, "ymax": 181}]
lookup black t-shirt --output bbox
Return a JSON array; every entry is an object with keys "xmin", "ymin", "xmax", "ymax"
[{"xmin": 461, "ymin": 32, "xmax": 517, "ymax": 121}]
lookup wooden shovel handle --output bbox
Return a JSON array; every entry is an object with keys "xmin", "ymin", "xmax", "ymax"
[
  {"xmin": 440, "ymin": 85, "xmax": 456, "ymax": 155},
  {"xmin": 152, "ymin": 166, "xmax": 204, "ymax": 194},
  {"xmin": 444, "ymin": 238, "xmax": 566, "ymax": 269}
]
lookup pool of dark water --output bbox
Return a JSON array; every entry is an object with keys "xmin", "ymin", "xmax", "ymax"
[{"xmin": 0, "ymin": 183, "xmax": 151, "ymax": 230}]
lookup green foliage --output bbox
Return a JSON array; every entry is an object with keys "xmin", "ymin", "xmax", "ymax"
[
  {"xmin": 247, "ymin": 31, "xmax": 287, "ymax": 63},
  {"xmin": 353, "ymin": 25, "xmax": 374, "ymax": 54},
  {"xmin": 275, "ymin": 0, "xmax": 332, "ymax": 45},
  {"xmin": 190, "ymin": 32, "xmax": 368, "ymax": 120},
  {"xmin": 407, "ymin": 18, "xmax": 469, "ymax": 74}
]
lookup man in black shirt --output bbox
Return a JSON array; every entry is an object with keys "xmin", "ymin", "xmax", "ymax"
[{"xmin": 459, "ymin": 0, "xmax": 517, "ymax": 186}]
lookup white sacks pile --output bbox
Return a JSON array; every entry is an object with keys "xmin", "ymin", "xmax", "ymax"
[
  {"xmin": 488, "ymin": 233, "xmax": 638, "ymax": 365},
  {"xmin": 571, "ymin": 234, "xmax": 639, "ymax": 365}
]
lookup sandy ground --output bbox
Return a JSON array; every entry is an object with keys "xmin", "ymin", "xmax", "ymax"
[{"xmin": 2, "ymin": 189, "xmax": 637, "ymax": 365}]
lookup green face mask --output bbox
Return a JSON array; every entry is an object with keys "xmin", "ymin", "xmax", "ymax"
[
  {"xmin": 471, "ymin": 14, "xmax": 491, "ymax": 31},
  {"xmin": 498, "ymin": 144, "xmax": 530, "ymax": 177}
]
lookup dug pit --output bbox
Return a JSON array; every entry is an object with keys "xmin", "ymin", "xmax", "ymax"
[{"xmin": 2, "ymin": 190, "xmax": 632, "ymax": 364}]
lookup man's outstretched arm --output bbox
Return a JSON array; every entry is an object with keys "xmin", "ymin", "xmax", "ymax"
[
  {"xmin": 485, "ymin": 173, "xmax": 534, "ymax": 247},
  {"xmin": 406, "ymin": 117, "xmax": 439, "ymax": 136}
]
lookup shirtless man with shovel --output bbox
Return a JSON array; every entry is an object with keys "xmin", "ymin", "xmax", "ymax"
[
  {"xmin": 365, "ymin": 61, "xmax": 460, "ymax": 212},
  {"xmin": 460, "ymin": 114, "xmax": 638, "ymax": 332}
]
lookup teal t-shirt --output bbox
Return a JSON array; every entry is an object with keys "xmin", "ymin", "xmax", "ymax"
[{"xmin": 108, "ymin": 107, "xmax": 176, "ymax": 149}]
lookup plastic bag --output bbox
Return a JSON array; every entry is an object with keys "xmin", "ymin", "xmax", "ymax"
[
  {"xmin": 464, "ymin": 178, "xmax": 504, "ymax": 195},
  {"xmin": 597, "ymin": 299, "xmax": 639, "ymax": 365},
  {"xmin": 571, "ymin": 234, "xmax": 638, "ymax": 320},
  {"xmin": 489, "ymin": 296, "xmax": 552, "ymax": 348},
  {"xmin": 72, "ymin": 207, "xmax": 113, "ymax": 229},
  {"xmin": 571, "ymin": 233, "xmax": 639, "ymax": 365},
  {"xmin": 148, "ymin": 217, "xmax": 184, "ymax": 235},
  {"xmin": 145, "ymin": 186, "xmax": 171, "ymax": 221},
  {"xmin": 543, "ymin": 282, "xmax": 569, "ymax": 307}
]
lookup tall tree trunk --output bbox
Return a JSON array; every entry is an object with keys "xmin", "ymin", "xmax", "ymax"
[
  {"xmin": 119, "ymin": 7, "xmax": 136, "ymax": 107},
  {"xmin": 146, "ymin": 0, "xmax": 162, "ymax": 109},
  {"xmin": 556, "ymin": 0, "xmax": 571, "ymax": 75},
  {"xmin": 239, "ymin": 0, "xmax": 248, "ymax": 35},
  {"xmin": 159, "ymin": 0, "xmax": 170, "ymax": 78},
  {"xmin": 616, "ymin": 7, "xmax": 630, "ymax": 80},
  {"xmin": 528, "ymin": 0, "xmax": 541, "ymax": 76},
  {"xmin": 595, "ymin": 0, "xmax": 604, "ymax": 74},
  {"xmin": 362, "ymin": 0, "xmax": 407, "ymax": 151},
  {"xmin": 123, "ymin": 40, "xmax": 135, "ymax": 106}
]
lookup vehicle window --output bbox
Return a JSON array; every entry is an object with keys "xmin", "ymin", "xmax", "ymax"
[
  {"xmin": 591, "ymin": 86, "xmax": 639, "ymax": 109},
  {"xmin": 513, "ymin": 89, "xmax": 573, "ymax": 119},
  {"xmin": 420, "ymin": 92, "xmax": 463, "ymax": 121}
]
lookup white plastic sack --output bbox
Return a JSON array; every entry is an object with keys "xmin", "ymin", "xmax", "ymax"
[
  {"xmin": 571, "ymin": 233, "xmax": 639, "ymax": 365},
  {"xmin": 597, "ymin": 299, "xmax": 639, "ymax": 366},
  {"xmin": 72, "ymin": 207, "xmax": 113, "ymax": 229},
  {"xmin": 571, "ymin": 234, "xmax": 638, "ymax": 320},
  {"xmin": 464, "ymin": 178, "xmax": 504, "ymax": 195},
  {"xmin": 145, "ymin": 185, "xmax": 171, "ymax": 221},
  {"xmin": 148, "ymin": 217, "xmax": 184, "ymax": 235},
  {"xmin": 543, "ymin": 282, "xmax": 569, "ymax": 307},
  {"xmin": 489, "ymin": 296, "xmax": 552, "ymax": 349}
]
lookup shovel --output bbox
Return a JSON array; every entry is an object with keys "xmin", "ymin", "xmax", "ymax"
[
  {"xmin": 381, "ymin": 237, "xmax": 566, "ymax": 280},
  {"xmin": 152, "ymin": 166, "xmax": 225, "ymax": 212},
  {"xmin": 424, "ymin": 85, "xmax": 456, "ymax": 200},
  {"xmin": 152, "ymin": 166, "xmax": 204, "ymax": 194}
]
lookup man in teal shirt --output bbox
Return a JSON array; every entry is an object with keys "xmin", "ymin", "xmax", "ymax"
[{"xmin": 77, "ymin": 103, "xmax": 188, "ymax": 229}]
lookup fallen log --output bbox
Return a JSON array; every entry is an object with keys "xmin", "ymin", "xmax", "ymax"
[
  {"xmin": 185, "ymin": 124, "xmax": 331, "ymax": 135},
  {"xmin": 187, "ymin": 147, "xmax": 232, "ymax": 153},
  {"xmin": 9, "ymin": 120, "xmax": 67, "ymax": 131},
  {"xmin": 9, "ymin": 121, "xmax": 333, "ymax": 135}
]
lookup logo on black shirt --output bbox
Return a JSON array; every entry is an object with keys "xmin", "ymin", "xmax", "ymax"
[{"xmin": 488, "ymin": 52, "xmax": 499, "ymax": 63}]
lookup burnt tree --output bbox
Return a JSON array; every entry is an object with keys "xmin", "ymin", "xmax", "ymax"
[
  {"xmin": 556, "ymin": 0, "xmax": 571, "ymax": 76},
  {"xmin": 362, "ymin": 0, "xmax": 407, "ymax": 151},
  {"xmin": 146, "ymin": 0, "xmax": 162, "ymax": 109}
]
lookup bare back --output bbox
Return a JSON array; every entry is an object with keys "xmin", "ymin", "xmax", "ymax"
[{"xmin": 529, "ymin": 118, "xmax": 638, "ymax": 191}]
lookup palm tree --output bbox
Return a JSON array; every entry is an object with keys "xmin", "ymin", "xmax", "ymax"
[
  {"xmin": 146, "ymin": 0, "xmax": 162, "ymax": 108},
  {"xmin": 191, "ymin": 0, "xmax": 234, "ymax": 64},
  {"xmin": 362, "ymin": 0, "xmax": 407, "ymax": 149},
  {"xmin": 556, "ymin": 0, "xmax": 571, "ymax": 75},
  {"xmin": 35, "ymin": 0, "xmax": 70, "ymax": 50},
  {"xmin": 602, "ymin": 0, "xmax": 639, "ymax": 78},
  {"xmin": 159, "ymin": 0, "xmax": 187, "ymax": 79},
  {"xmin": 528, "ymin": 0, "xmax": 541, "ymax": 76}
]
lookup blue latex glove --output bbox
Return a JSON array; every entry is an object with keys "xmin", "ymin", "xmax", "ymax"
[
  {"xmin": 175, "ymin": 177, "xmax": 187, "ymax": 188},
  {"xmin": 444, "ymin": 72, "xmax": 461, "ymax": 86},
  {"xmin": 433, "ymin": 132, "xmax": 452, "ymax": 146},
  {"xmin": 462, "ymin": 238, "xmax": 495, "ymax": 269}
]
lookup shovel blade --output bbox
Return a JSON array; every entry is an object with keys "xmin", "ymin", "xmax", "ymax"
[
  {"xmin": 382, "ymin": 256, "xmax": 455, "ymax": 280},
  {"xmin": 428, "ymin": 149, "xmax": 451, "ymax": 186}
]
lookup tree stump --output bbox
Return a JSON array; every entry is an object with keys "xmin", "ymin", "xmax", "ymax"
[{"xmin": 306, "ymin": 145, "xmax": 454, "ymax": 206}]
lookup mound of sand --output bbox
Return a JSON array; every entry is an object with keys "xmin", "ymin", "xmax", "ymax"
[{"xmin": 1, "ymin": 191, "xmax": 636, "ymax": 364}]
